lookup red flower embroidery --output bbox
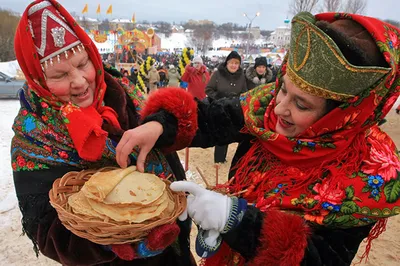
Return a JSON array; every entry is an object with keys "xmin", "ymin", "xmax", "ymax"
[
  {"xmin": 58, "ymin": 151, "xmax": 69, "ymax": 159},
  {"xmin": 12, "ymin": 162, "xmax": 17, "ymax": 171},
  {"xmin": 313, "ymin": 181, "xmax": 345, "ymax": 205},
  {"xmin": 21, "ymin": 110, "xmax": 28, "ymax": 116},
  {"xmin": 335, "ymin": 110, "xmax": 361, "ymax": 131},
  {"xmin": 362, "ymin": 137, "xmax": 400, "ymax": 182},
  {"xmin": 17, "ymin": 156, "xmax": 26, "ymax": 167},
  {"xmin": 384, "ymin": 52, "xmax": 391, "ymax": 64},
  {"xmin": 44, "ymin": 145, "xmax": 52, "ymax": 153},
  {"xmin": 121, "ymin": 77, "xmax": 129, "ymax": 86},
  {"xmin": 27, "ymin": 161, "xmax": 35, "ymax": 169},
  {"xmin": 42, "ymin": 115, "xmax": 48, "ymax": 122},
  {"xmin": 381, "ymin": 95, "xmax": 398, "ymax": 115},
  {"xmin": 41, "ymin": 102, "xmax": 49, "ymax": 108},
  {"xmin": 388, "ymin": 30, "xmax": 399, "ymax": 48}
]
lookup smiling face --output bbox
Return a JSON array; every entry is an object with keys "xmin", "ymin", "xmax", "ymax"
[
  {"xmin": 274, "ymin": 75, "xmax": 327, "ymax": 137},
  {"xmin": 226, "ymin": 59, "xmax": 240, "ymax": 73},
  {"xmin": 44, "ymin": 49, "xmax": 96, "ymax": 108},
  {"xmin": 256, "ymin": 65, "xmax": 266, "ymax": 75}
]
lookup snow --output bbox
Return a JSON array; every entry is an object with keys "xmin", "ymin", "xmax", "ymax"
[
  {"xmin": 0, "ymin": 99, "xmax": 58, "ymax": 266},
  {"xmin": 161, "ymin": 33, "xmax": 188, "ymax": 50}
]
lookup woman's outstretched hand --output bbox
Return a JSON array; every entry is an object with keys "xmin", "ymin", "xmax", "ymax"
[
  {"xmin": 170, "ymin": 181, "xmax": 231, "ymax": 232},
  {"xmin": 116, "ymin": 121, "xmax": 163, "ymax": 171}
]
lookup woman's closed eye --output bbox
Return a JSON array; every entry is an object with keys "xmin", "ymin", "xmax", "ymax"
[
  {"xmin": 296, "ymin": 101, "xmax": 309, "ymax": 111},
  {"xmin": 50, "ymin": 72, "xmax": 67, "ymax": 79},
  {"xmin": 78, "ymin": 59, "xmax": 89, "ymax": 68}
]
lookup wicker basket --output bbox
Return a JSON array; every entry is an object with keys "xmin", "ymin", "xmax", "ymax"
[{"xmin": 49, "ymin": 167, "xmax": 187, "ymax": 245}]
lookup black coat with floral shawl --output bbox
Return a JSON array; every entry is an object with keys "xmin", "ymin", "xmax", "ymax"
[{"xmin": 11, "ymin": 69, "xmax": 194, "ymax": 266}]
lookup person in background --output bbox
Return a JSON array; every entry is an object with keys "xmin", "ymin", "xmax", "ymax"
[
  {"xmin": 147, "ymin": 65, "xmax": 160, "ymax": 93},
  {"xmin": 167, "ymin": 65, "xmax": 181, "ymax": 88},
  {"xmin": 205, "ymin": 51, "xmax": 247, "ymax": 164},
  {"xmin": 245, "ymin": 57, "xmax": 273, "ymax": 90},
  {"xmin": 158, "ymin": 65, "xmax": 168, "ymax": 87},
  {"xmin": 107, "ymin": 53, "xmax": 115, "ymax": 67},
  {"xmin": 11, "ymin": 1, "xmax": 194, "ymax": 265},
  {"xmin": 181, "ymin": 55, "xmax": 210, "ymax": 100},
  {"xmin": 130, "ymin": 68, "xmax": 138, "ymax": 85}
]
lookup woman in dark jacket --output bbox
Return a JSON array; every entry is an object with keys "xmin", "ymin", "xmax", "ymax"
[
  {"xmin": 245, "ymin": 57, "xmax": 274, "ymax": 90},
  {"xmin": 11, "ymin": 1, "xmax": 194, "ymax": 265},
  {"xmin": 115, "ymin": 12, "xmax": 400, "ymax": 266},
  {"xmin": 205, "ymin": 51, "xmax": 247, "ymax": 100},
  {"xmin": 205, "ymin": 51, "xmax": 247, "ymax": 163}
]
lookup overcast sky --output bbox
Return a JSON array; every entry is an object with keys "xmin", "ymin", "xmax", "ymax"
[{"xmin": 0, "ymin": 0, "xmax": 399, "ymax": 30}]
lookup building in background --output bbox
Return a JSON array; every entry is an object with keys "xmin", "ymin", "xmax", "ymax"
[{"xmin": 268, "ymin": 18, "xmax": 291, "ymax": 48}]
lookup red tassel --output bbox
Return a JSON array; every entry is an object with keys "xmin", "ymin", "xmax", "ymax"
[
  {"xmin": 357, "ymin": 218, "xmax": 388, "ymax": 264},
  {"xmin": 147, "ymin": 223, "xmax": 180, "ymax": 251}
]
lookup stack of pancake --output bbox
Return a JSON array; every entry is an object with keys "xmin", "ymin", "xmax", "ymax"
[{"xmin": 68, "ymin": 166, "xmax": 175, "ymax": 223}]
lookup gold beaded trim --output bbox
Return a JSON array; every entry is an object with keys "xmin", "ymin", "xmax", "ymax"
[{"xmin": 286, "ymin": 63, "xmax": 353, "ymax": 101}]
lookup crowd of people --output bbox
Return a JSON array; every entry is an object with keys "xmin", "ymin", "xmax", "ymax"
[{"xmin": 10, "ymin": 1, "xmax": 400, "ymax": 266}]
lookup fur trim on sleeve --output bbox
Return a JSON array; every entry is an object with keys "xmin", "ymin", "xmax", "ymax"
[
  {"xmin": 250, "ymin": 210, "xmax": 310, "ymax": 266},
  {"xmin": 141, "ymin": 88, "xmax": 198, "ymax": 152}
]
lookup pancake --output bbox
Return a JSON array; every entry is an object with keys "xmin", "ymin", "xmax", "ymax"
[
  {"xmin": 103, "ymin": 171, "xmax": 166, "ymax": 206},
  {"xmin": 87, "ymin": 190, "xmax": 169, "ymax": 223},
  {"xmin": 81, "ymin": 166, "xmax": 136, "ymax": 202},
  {"xmin": 68, "ymin": 191, "xmax": 106, "ymax": 220}
]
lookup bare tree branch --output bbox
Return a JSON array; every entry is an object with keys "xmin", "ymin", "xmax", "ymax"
[
  {"xmin": 0, "ymin": 9, "xmax": 20, "ymax": 61},
  {"xmin": 289, "ymin": 0, "xmax": 320, "ymax": 15},
  {"xmin": 343, "ymin": 0, "xmax": 367, "ymax": 14},
  {"xmin": 186, "ymin": 24, "xmax": 216, "ymax": 55},
  {"xmin": 319, "ymin": 0, "xmax": 341, "ymax": 12}
]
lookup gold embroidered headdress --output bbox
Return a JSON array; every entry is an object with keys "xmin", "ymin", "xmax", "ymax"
[{"xmin": 287, "ymin": 12, "xmax": 391, "ymax": 101}]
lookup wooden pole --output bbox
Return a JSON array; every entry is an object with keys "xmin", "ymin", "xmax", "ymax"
[
  {"xmin": 215, "ymin": 164, "xmax": 219, "ymax": 186},
  {"xmin": 184, "ymin": 147, "xmax": 189, "ymax": 172},
  {"xmin": 195, "ymin": 167, "xmax": 211, "ymax": 189}
]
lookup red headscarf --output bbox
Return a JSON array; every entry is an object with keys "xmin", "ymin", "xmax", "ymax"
[{"xmin": 14, "ymin": 0, "xmax": 120, "ymax": 161}]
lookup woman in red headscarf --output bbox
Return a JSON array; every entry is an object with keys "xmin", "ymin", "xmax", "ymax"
[
  {"xmin": 11, "ymin": 1, "xmax": 195, "ymax": 265},
  {"xmin": 115, "ymin": 12, "xmax": 400, "ymax": 266}
]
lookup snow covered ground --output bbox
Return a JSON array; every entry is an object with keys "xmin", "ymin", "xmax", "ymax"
[{"xmin": 0, "ymin": 100, "xmax": 58, "ymax": 266}]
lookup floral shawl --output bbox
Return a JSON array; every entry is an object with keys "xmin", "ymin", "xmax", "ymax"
[{"xmin": 11, "ymin": 76, "xmax": 173, "ymax": 178}]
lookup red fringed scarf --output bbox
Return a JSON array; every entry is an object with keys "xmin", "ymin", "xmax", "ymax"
[
  {"xmin": 14, "ymin": 0, "xmax": 121, "ymax": 161},
  {"xmin": 205, "ymin": 13, "xmax": 400, "ymax": 266}
]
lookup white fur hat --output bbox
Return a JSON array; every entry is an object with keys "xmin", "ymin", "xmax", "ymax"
[{"xmin": 193, "ymin": 55, "xmax": 203, "ymax": 64}]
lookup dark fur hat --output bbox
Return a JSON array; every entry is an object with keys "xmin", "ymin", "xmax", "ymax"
[{"xmin": 316, "ymin": 19, "xmax": 388, "ymax": 67}]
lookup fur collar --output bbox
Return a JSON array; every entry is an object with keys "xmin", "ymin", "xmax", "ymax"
[{"xmin": 246, "ymin": 66, "xmax": 272, "ymax": 82}]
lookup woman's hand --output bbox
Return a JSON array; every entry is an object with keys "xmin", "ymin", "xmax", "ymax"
[
  {"xmin": 170, "ymin": 181, "xmax": 231, "ymax": 231},
  {"xmin": 116, "ymin": 121, "xmax": 163, "ymax": 171}
]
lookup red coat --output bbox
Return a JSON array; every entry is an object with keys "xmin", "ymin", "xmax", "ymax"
[{"xmin": 181, "ymin": 64, "xmax": 210, "ymax": 100}]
